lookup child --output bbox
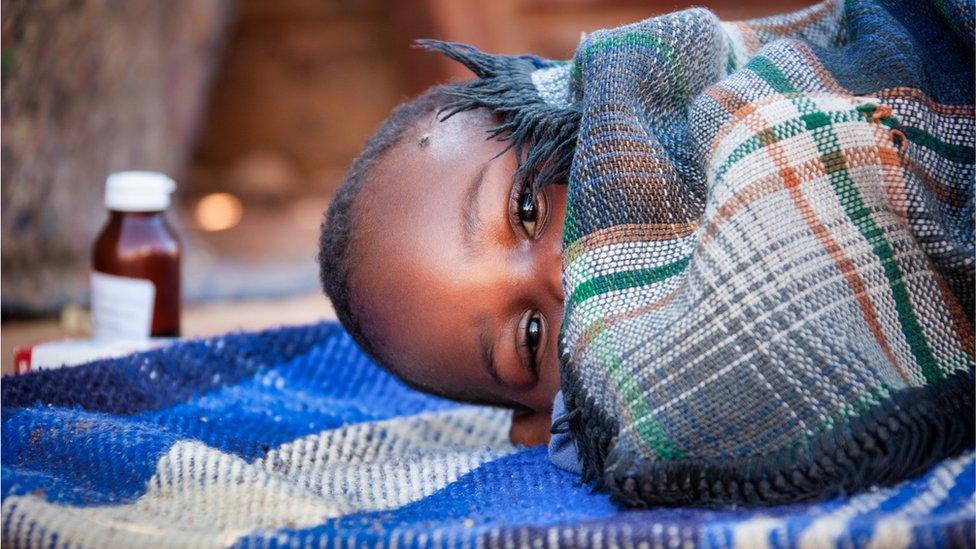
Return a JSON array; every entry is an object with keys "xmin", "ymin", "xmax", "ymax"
[
  {"xmin": 319, "ymin": 85, "xmax": 569, "ymax": 447},
  {"xmin": 319, "ymin": 0, "xmax": 976, "ymax": 505}
]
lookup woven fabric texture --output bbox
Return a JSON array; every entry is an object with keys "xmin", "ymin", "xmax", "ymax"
[
  {"xmin": 2, "ymin": 323, "xmax": 975, "ymax": 547},
  {"xmin": 552, "ymin": 0, "xmax": 975, "ymax": 506}
]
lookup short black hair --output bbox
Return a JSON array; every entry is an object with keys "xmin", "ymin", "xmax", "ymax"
[{"xmin": 318, "ymin": 85, "xmax": 454, "ymax": 366}]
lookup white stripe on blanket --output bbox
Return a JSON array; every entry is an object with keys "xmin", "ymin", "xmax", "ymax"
[{"xmin": 1, "ymin": 406, "xmax": 513, "ymax": 548}]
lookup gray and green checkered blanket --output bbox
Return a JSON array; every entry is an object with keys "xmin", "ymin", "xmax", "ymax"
[{"xmin": 427, "ymin": 0, "xmax": 974, "ymax": 507}]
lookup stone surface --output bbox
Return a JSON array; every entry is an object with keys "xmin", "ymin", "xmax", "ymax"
[{"xmin": 2, "ymin": 0, "xmax": 232, "ymax": 314}]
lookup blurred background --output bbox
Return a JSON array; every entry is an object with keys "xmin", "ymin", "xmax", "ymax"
[{"xmin": 1, "ymin": 0, "xmax": 813, "ymax": 370}]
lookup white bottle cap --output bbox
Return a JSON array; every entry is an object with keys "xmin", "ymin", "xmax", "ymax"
[{"xmin": 105, "ymin": 171, "xmax": 176, "ymax": 212}]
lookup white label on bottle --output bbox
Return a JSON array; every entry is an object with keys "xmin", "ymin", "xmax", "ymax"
[{"xmin": 91, "ymin": 271, "xmax": 155, "ymax": 340}]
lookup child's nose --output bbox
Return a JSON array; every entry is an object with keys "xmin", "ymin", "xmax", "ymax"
[
  {"xmin": 540, "ymin": 238, "xmax": 564, "ymax": 304},
  {"xmin": 508, "ymin": 237, "xmax": 564, "ymax": 305}
]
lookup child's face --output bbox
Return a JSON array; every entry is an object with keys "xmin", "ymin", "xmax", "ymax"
[{"xmin": 350, "ymin": 109, "xmax": 567, "ymax": 414}]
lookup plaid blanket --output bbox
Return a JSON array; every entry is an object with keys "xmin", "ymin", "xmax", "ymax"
[
  {"xmin": 3, "ymin": 324, "xmax": 974, "ymax": 547},
  {"xmin": 427, "ymin": 0, "xmax": 975, "ymax": 507}
]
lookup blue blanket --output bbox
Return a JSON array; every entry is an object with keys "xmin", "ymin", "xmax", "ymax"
[{"xmin": 2, "ymin": 323, "xmax": 973, "ymax": 547}]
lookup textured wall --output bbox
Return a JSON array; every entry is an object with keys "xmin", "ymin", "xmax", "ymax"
[
  {"xmin": 187, "ymin": 0, "xmax": 401, "ymax": 203},
  {"xmin": 2, "ymin": 0, "xmax": 232, "ymax": 314}
]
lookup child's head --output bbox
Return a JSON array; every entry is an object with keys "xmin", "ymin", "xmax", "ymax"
[{"xmin": 319, "ymin": 85, "xmax": 568, "ymax": 414}]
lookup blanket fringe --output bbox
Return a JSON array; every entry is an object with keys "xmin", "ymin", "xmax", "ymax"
[{"xmin": 563, "ymin": 366, "xmax": 975, "ymax": 507}]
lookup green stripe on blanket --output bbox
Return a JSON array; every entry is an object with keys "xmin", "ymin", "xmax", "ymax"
[
  {"xmin": 568, "ymin": 257, "xmax": 690, "ymax": 308},
  {"xmin": 751, "ymin": 56, "xmax": 945, "ymax": 382}
]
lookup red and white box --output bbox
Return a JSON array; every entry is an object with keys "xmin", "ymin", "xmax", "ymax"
[{"xmin": 13, "ymin": 339, "xmax": 172, "ymax": 374}]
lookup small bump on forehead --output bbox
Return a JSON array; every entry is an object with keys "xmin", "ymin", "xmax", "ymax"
[{"xmin": 417, "ymin": 133, "xmax": 432, "ymax": 148}]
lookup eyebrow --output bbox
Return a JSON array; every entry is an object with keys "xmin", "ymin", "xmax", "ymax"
[
  {"xmin": 477, "ymin": 315, "xmax": 502, "ymax": 386},
  {"xmin": 460, "ymin": 160, "xmax": 490, "ymax": 258}
]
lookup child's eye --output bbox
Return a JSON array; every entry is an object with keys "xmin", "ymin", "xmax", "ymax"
[
  {"xmin": 517, "ymin": 310, "xmax": 545, "ymax": 378},
  {"xmin": 526, "ymin": 314, "xmax": 541, "ymax": 350},
  {"xmin": 519, "ymin": 185, "xmax": 537, "ymax": 229},
  {"xmin": 518, "ymin": 183, "xmax": 538, "ymax": 237},
  {"xmin": 512, "ymin": 178, "xmax": 547, "ymax": 239}
]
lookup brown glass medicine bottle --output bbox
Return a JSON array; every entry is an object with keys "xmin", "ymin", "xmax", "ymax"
[{"xmin": 91, "ymin": 171, "xmax": 181, "ymax": 339}]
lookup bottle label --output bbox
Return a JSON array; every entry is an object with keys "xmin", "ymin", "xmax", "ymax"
[{"xmin": 91, "ymin": 271, "xmax": 156, "ymax": 340}]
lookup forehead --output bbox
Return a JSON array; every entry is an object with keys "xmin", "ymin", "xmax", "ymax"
[
  {"xmin": 345, "ymin": 109, "xmax": 507, "ymax": 391},
  {"xmin": 369, "ymin": 110, "xmax": 497, "ymax": 193},
  {"xmin": 354, "ymin": 108, "xmax": 505, "ymax": 251}
]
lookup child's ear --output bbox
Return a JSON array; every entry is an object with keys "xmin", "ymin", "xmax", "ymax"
[{"xmin": 508, "ymin": 408, "xmax": 552, "ymax": 447}]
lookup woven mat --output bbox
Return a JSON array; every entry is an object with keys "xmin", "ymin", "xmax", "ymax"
[{"xmin": 2, "ymin": 323, "xmax": 973, "ymax": 547}]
